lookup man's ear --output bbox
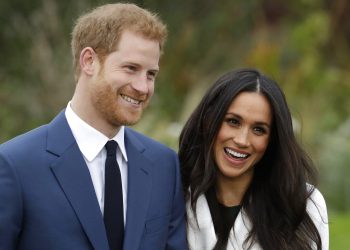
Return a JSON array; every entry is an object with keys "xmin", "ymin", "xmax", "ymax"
[{"xmin": 79, "ymin": 47, "xmax": 98, "ymax": 76}]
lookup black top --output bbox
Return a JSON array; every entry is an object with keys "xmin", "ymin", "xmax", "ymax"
[
  {"xmin": 217, "ymin": 202, "xmax": 241, "ymax": 234},
  {"xmin": 206, "ymin": 188, "xmax": 241, "ymax": 239}
]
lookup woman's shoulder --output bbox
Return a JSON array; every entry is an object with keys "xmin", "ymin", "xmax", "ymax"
[
  {"xmin": 306, "ymin": 184, "xmax": 327, "ymax": 212},
  {"xmin": 306, "ymin": 184, "xmax": 329, "ymax": 249}
]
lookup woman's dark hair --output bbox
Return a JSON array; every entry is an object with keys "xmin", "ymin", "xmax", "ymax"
[{"xmin": 179, "ymin": 68, "xmax": 322, "ymax": 249}]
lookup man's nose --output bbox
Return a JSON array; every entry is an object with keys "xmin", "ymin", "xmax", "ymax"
[{"xmin": 130, "ymin": 73, "xmax": 149, "ymax": 94}]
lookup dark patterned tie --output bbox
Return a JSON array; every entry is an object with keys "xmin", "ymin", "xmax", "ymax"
[{"xmin": 104, "ymin": 140, "xmax": 124, "ymax": 250}]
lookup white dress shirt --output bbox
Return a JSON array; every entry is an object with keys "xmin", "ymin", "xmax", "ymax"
[{"xmin": 65, "ymin": 102, "xmax": 128, "ymax": 223}]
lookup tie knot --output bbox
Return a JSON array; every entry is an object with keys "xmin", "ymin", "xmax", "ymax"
[{"xmin": 105, "ymin": 140, "xmax": 118, "ymax": 157}]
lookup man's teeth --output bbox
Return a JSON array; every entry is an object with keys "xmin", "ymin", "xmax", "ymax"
[
  {"xmin": 121, "ymin": 94, "xmax": 141, "ymax": 104},
  {"xmin": 225, "ymin": 148, "xmax": 248, "ymax": 158}
]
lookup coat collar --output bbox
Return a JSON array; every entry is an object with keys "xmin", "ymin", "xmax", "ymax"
[
  {"xmin": 122, "ymin": 128, "xmax": 152, "ymax": 250},
  {"xmin": 47, "ymin": 111, "xmax": 156, "ymax": 250},
  {"xmin": 47, "ymin": 110, "xmax": 109, "ymax": 250},
  {"xmin": 186, "ymin": 194, "xmax": 259, "ymax": 250}
]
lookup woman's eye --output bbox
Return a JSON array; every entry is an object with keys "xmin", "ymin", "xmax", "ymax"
[
  {"xmin": 253, "ymin": 127, "xmax": 266, "ymax": 135},
  {"xmin": 227, "ymin": 118, "xmax": 240, "ymax": 126}
]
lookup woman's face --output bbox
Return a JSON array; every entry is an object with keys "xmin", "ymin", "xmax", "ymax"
[{"xmin": 214, "ymin": 91, "xmax": 272, "ymax": 186}]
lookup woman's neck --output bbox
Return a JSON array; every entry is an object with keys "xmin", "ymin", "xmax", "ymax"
[{"xmin": 215, "ymin": 173, "xmax": 252, "ymax": 206}]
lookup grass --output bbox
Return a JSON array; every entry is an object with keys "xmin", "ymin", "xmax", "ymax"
[{"xmin": 329, "ymin": 211, "xmax": 350, "ymax": 249}]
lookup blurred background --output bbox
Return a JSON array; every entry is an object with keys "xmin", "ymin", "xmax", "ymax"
[{"xmin": 1, "ymin": 0, "xmax": 349, "ymax": 247}]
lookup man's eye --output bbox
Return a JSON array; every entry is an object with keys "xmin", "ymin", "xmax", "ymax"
[
  {"xmin": 147, "ymin": 71, "xmax": 157, "ymax": 80},
  {"xmin": 125, "ymin": 65, "xmax": 137, "ymax": 71}
]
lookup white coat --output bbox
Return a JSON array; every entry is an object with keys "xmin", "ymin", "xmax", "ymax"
[{"xmin": 187, "ymin": 187, "xmax": 329, "ymax": 250}]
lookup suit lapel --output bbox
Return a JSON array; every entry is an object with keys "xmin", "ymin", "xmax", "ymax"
[
  {"xmin": 123, "ymin": 129, "xmax": 152, "ymax": 250},
  {"xmin": 47, "ymin": 111, "xmax": 109, "ymax": 250}
]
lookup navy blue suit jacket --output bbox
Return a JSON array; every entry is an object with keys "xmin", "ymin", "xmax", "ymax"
[{"xmin": 0, "ymin": 110, "xmax": 187, "ymax": 249}]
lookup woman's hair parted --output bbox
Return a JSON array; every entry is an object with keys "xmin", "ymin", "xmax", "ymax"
[
  {"xmin": 179, "ymin": 68, "xmax": 322, "ymax": 249},
  {"xmin": 71, "ymin": 3, "xmax": 167, "ymax": 81}
]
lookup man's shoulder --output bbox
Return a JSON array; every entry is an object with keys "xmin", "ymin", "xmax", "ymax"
[
  {"xmin": 125, "ymin": 127, "xmax": 176, "ymax": 157},
  {"xmin": 125, "ymin": 127, "xmax": 170, "ymax": 148},
  {"xmin": 0, "ymin": 110, "xmax": 68, "ymax": 154},
  {"xmin": 0, "ymin": 124, "xmax": 48, "ymax": 152}
]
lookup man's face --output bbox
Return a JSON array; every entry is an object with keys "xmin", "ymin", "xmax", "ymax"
[{"xmin": 89, "ymin": 30, "xmax": 160, "ymax": 128}]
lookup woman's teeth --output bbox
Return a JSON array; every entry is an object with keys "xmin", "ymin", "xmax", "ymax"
[{"xmin": 225, "ymin": 148, "xmax": 248, "ymax": 159}]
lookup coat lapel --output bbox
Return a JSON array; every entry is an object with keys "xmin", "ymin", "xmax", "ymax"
[
  {"xmin": 187, "ymin": 194, "xmax": 259, "ymax": 250},
  {"xmin": 47, "ymin": 111, "xmax": 109, "ymax": 250},
  {"xmin": 187, "ymin": 194, "xmax": 217, "ymax": 249},
  {"xmin": 229, "ymin": 209, "xmax": 259, "ymax": 250},
  {"xmin": 123, "ymin": 129, "xmax": 152, "ymax": 250}
]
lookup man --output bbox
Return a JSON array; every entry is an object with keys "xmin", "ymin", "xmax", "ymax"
[{"xmin": 0, "ymin": 3, "xmax": 187, "ymax": 250}]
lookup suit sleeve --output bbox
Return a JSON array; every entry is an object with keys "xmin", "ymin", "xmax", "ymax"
[
  {"xmin": 0, "ymin": 152, "xmax": 23, "ymax": 249},
  {"xmin": 166, "ymin": 151, "xmax": 188, "ymax": 250},
  {"xmin": 307, "ymin": 187, "xmax": 329, "ymax": 250}
]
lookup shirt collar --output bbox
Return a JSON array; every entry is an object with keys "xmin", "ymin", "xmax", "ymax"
[{"xmin": 65, "ymin": 102, "xmax": 128, "ymax": 162}]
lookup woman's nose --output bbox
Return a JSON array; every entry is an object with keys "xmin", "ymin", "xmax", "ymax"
[{"xmin": 232, "ymin": 129, "xmax": 250, "ymax": 148}]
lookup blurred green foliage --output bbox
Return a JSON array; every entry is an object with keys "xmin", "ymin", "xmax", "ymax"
[
  {"xmin": 1, "ymin": 0, "xmax": 349, "ymax": 218},
  {"xmin": 329, "ymin": 212, "xmax": 350, "ymax": 249}
]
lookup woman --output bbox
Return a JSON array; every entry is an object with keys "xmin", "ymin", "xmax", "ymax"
[{"xmin": 179, "ymin": 68, "xmax": 328, "ymax": 250}]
